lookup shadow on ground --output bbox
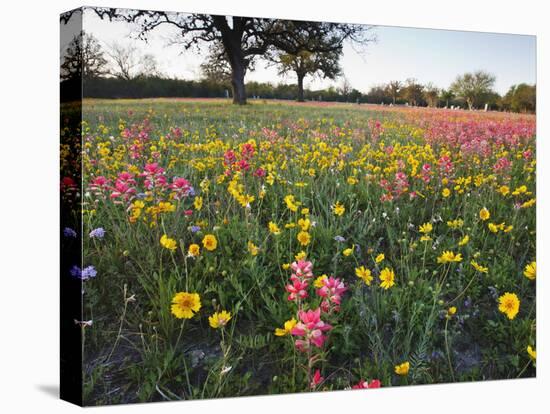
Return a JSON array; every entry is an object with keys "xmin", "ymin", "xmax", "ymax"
[{"xmin": 36, "ymin": 384, "xmax": 59, "ymax": 399}]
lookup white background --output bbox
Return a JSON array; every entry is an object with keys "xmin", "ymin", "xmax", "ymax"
[{"xmin": 0, "ymin": 0, "xmax": 548, "ymax": 412}]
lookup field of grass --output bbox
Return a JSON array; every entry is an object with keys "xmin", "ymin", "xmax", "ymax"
[{"xmin": 61, "ymin": 98, "xmax": 536, "ymax": 405}]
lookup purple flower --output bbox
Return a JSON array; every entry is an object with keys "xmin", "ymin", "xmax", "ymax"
[
  {"xmin": 81, "ymin": 266, "xmax": 97, "ymax": 280},
  {"xmin": 190, "ymin": 225, "xmax": 201, "ymax": 233},
  {"xmin": 70, "ymin": 265, "xmax": 82, "ymax": 278},
  {"xmin": 63, "ymin": 227, "xmax": 77, "ymax": 238},
  {"xmin": 334, "ymin": 235, "xmax": 346, "ymax": 243},
  {"xmin": 70, "ymin": 265, "xmax": 97, "ymax": 280},
  {"xmin": 89, "ymin": 227, "xmax": 106, "ymax": 239}
]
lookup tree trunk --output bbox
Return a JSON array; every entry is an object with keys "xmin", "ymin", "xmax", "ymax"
[
  {"xmin": 215, "ymin": 16, "xmax": 248, "ymax": 105},
  {"xmin": 229, "ymin": 58, "xmax": 247, "ymax": 105},
  {"xmin": 296, "ymin": 72, "xmax": 305, "ymax": 102}
]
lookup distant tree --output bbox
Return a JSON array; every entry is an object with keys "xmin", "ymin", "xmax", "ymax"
[
  {"xmin": 139, "ymin": 54, "xmax": 163, "ymax": 78},
  {"xmin": 402, "ymin": 78, "xmax": 424, "ymax": 106},
  {"xmin": 367, "ymin": 84, "xmax": 391, "ymax": 104},
  {"xmin": 450, "ymin": 70, "xmax": 496, "ymax": 110},
  {"xmin": 200, "ymin": 42, "xmax": 233, "ymax": 84},
  {"xmin": 385, "ymin": 81, "xmax": 402, "ymax": 104},
  {"xmin": 439, "ymin": 89, "xmax": 455, "ymax": 108},
  {"xmin": 61, "ymin": 30, "xmax": 109, "ymax": 81},
  {"xmin": 423, "ymin": 82, "xmax": 440, "ymax": 107},
  {"xmin": 484, "ymin": 91, "xmax": 503, "ymax": 111},
  {"xmin": 338, "ymin": 76, "xmax": 353, "ymax": 101},
  {"xmin": 266, "ymin": 21, "xmax": 373, "ymax": 101},
  {"xmin": 274, "ymin": 50, "xmax": 341, "ymax": 101},
  {"xmin": 503, "ymin": 83, "xmax": 536, "ymax": 113},
  {"xmin": 107, "ymin": 42, "xmax": 139, "ymax": 80},
  {"xmin": 107, "ymin": 42, "xmax": 163, "ymax": 80}
]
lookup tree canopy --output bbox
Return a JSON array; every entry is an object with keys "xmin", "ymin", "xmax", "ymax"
[{"xmin": 450, "ymin": 70, "xmax": 496, "ymax": 110}]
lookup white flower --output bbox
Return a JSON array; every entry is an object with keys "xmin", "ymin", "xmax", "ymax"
[{"xmin": 221, "ymin": 366, "xmax": 232, "ymax": 375}]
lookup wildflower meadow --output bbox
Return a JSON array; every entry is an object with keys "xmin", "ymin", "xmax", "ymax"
[{"xmin": 62, "ymin": 98, "xmax": 536, "ymax": 404}]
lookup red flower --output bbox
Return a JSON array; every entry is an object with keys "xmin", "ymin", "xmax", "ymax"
[
  {"xmin": 310, "ymin": 369, "xmax": 324, "ymax": 389},
  {"xmin": 352, "ymin": 379, "xmax": 381, "ymax": 389}
]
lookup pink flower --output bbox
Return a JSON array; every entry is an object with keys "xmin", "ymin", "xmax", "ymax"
[
  {"xmin": 290, "ymin": 308, "xmax": 332, "ymax": 351},
  {"xmin": 290, "ymin": 260, "xmax": 314, "ymax": 280},
  {"xmin": 223, "ymin": 149, "xmax": 236, "ymax": 166},
  {"xmin": 285, "ymin": 278, "xmax": 309, "ymax": 301},
  {"xmin": 170, "ymin": 177, "xmax": 193, "ymax": 199},
  {"xmin": 493, "ymin": 156, "xmax": 511, "ymax": 172},
  {"xmin": 352, "ymin": 379, "xmax": 381, "ymax": 389},
  {"xmin": 91, "ymin": 176, "xmax": 109, "ymax": 188},
  {"xmin": 316, "ymin": 276, "xmax": 347, "ymax": 312},
  {"xmin": 237, "ymin": 159, "xmax": 250, "ymax": 171},
  {"xmin": 254, "ymin": 168, "xmax": 266, "ymax": 178},
  {"xmin": 61, "ymin": 176, "xmax": 76, "ymax": 190},
  {"xmin": 241, "ymin": 143, "xmax": 255, "ymax": 159},
  {"xmin": 143, "ymin": 162, "xmax": 164, "ymax": 175},
  {"xmin": 310, "ymin": 369, "xmax": 324, "ymax": 389}
]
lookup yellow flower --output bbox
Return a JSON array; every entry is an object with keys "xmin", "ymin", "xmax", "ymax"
[
  {"xmin": 343, "ymin": 246, "xmax": 354, "ymax": 257},
  {"xmin": 521, "ymin": 198, "xmax": 536, "ymax": 208},
  {"xmin": 202, "ymin": 234, "xmax": 218, "ymax": 251},
  {"xmin": 314, "ymin": 275, "xmax": 328, "ymax": 288},
  {"xmin": 375, "ymin": 253, "xmax": 385, "ymax": 263},
  {"xmin": 284, "ymin": 194, "xmax": 300, "ymax": 212},
  {"xmin": 158, "ymin": 201, "xmax": 175, "ymax": 213},
  {"xmin": 447, "ymin": 219, "xmax": 464, "ymax": 229},
  {"xmin": 132, "ymin": 200, "xmax": 145, "ymax": 209},
  {"xmin": 498, "ymin": 185, "xmax": 510, "ymax": 196},
  {"xmin": 160, "ymin": 234, "xmax": 178, "ymax": 251},
  {"xmin": 442, "ymin": 188, "xmax": 451, "ymax": 198},
  {"xmin": 194, "ymin": 196, "xmax": 203, "ymax": 211},
  {"xmin": 527, "ymin": 345, "xmax": 536, "ymax": 360},
  {"xmin": 295, "ymin": 251, "xmax": 307, "ymax": 261},
  {"xmin": 188, "ymin": 243, "xmax": 200, "ymax": 257},
  {"xmin": 488, "ymin": 223, "xmax": 499, "ymax": 233},
  {"xmin": 394, "ymin": 361, "xmax": 410, "ymax": 376},
  {"xmin": 282, "ymin": 263, "xmax": 290, "ymax": 270},
  {"xmin": 512, "ymin": 185, "xmax": 527, "ymax": 195},
  {"xmin": 446, "ymin": 306, "xmax": 457, "ymax": 319},
  {"xmin": 458, "ymin": 235, "xmax": 470, "ymax": 246},
  {"xmin": 171, "ymin": 292, "xmax": 201, "ymax": 319},
  {"xmin": 275, "ymin": 318, "xmax": 297, "ymax": 336},
  {"xmin": 379, "ymin": 267, "xmax": 395, "ymax": 289},
  {"xmin": 437, "ymin": 251, "xmax": 463, "ymax": 264},
  {"xmin": 498, "ymin": 292, "xmax": 520, "ymax": 320},
  {"xmin": 332, "ymin": 202, "xmax": 345, "ymax": 216},
  {"xmin": 268, "ymin": 221, "xmax": 281, "ymax": 235},
  {"xmin": 419, "ymin": 222, "xmax": 433, "ymax": 234},
  {"xmin": 479, "ymin": 207, "xmax": 490, "ymax": 221},
  {"xmin": 347, "ymin": 176, "xmax": 358, "ymax": 185},
  {"xmin": 470, "ymin": 260, "xmax": 488, "ymax": 273},
  {"xmin": 420, "ymin": 235, "xmax": 432, "ymax": 242},
  {"xmin": 355, "ymin": 266, "xmax": 373, "ymax": 286},
  {"xmin": 297, "ymin": 231, "xmax": 311, "ymax": 246},
  {"xmin": 208, "ymin": 310, "xmax": 232, "ymax": 329},
  {"xmin": 523, "ymin": 261, "xmax": 536, "ymax": 280},
  {"xmin": 248, "ymin": 241, "xmax": 259, "ymax": 256},
  {"xmin": 301, "ymin": 208, "xmax": 310, "ymax": 216},
  {"xmin": 298, "ymin": 218, "xmax": 311, "ymax": 231}
]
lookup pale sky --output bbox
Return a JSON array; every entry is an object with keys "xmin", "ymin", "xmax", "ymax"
[{"xmin": 70, "ymin": 8, "xmax": 536, "ymax": 95}]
